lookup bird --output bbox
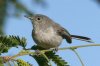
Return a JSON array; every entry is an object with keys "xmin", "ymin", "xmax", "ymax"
[{"xmin": 25, "ymin": 14, "xmax": 93, "ymax": 49}]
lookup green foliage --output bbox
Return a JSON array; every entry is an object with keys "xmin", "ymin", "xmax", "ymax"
[
  {"xmin": 0, "ymin": 0, "xmax": 7, "ymax": 35},
  {"xmin": 0, "ymin": 36, "xmax": 70, "ymax": 66},
  {"xmin": 0, "ymin": 35, "xmax": 26, "ymax": 54},
  {"xmin": 0, "ymin": 57, "xmax": 4, "ymax": 66},
  {"xmin": 32, "ymin": 55, "xmax": 49, "ymax": 66},
  {"xmin": 31, "ymin": 45, "xmax": 69, "ymax": 66},
  {"xmin": 46, "ymin": 51, "xmax": 69, "ymax": 66},
  {"xmin": 16, "ymin": 59, "xmax": 31, "ymax": 66},
  {"xmin": 31, "ymin": 45, "xmax": 51, "ymax": 66}
]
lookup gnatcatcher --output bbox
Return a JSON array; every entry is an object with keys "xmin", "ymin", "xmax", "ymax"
[{"xmin": 25, "ymin": 14, "xmax": 92, "ymax": 49}]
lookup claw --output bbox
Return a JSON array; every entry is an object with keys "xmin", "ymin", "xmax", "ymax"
[
  {"xmin": 53, "ymin": 47, "xmax": 58, "ymax": 53},
  {"xmin": 35, "ymin": 50, "xmax": 41, "ymax": 56}
]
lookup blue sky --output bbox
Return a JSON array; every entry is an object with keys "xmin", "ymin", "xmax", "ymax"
[{"xmin": 4, "ymin": 0, "xmax": 100, "ymax": 66}]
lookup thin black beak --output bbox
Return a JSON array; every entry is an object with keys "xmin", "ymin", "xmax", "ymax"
[{"xmin": 24, "ymin": 15, "xmax": 33, "ymax": 20}]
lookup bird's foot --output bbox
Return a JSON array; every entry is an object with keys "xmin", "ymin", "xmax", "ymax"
[
  {"xmin": 35, "ymin": 49, "xmax": 41, "ymax": 56},
  {"xmin": 53, "ymin": 47, "xmax": 58, "ymax": 53}
]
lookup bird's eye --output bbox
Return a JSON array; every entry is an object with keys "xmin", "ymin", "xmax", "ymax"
[{"xmin": 37, "ymin": 17, "xmax": 41, "ymax": 20}]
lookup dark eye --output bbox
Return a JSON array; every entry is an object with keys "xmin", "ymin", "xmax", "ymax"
[{"xmin": 37, "ymin": 17, "xmax": 41, "ymax": 20}]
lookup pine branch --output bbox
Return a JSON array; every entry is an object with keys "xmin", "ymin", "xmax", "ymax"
[
  {"xmin": 9, "ymin": 35, "xmax": 26, "ymax": 48},
  {"xmin": 16, "ymin": 59, "xmax": 31, "ymax": 66},
  {"xmin": 0, "ymin": 35, "xmax": 26, "ymax": 53},
  {"xmin": 46, "ymin": 51, "xmax": 69, "ymax": 66},
  {"xmin": 1, "ymin": 44, "xmax": 100, "ymax": 66},
  {"xmin": 30, "ymin": 46, "xmax": 49, "ymax": 66},
  {"xmin": 32, "ymin": 55, "xmax": 49, "ymax": 66},
  {"xmin": 31, "ymin": 45, "xmax": 69, "ymax": 66}
]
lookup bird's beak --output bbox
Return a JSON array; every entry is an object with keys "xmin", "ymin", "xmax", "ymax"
[{"xmin": 24, "ymin": 15, "xmax": 33, "ymax": 20}]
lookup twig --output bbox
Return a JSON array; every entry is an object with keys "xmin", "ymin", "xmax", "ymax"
[
  {"xmin": 1, "ymin": 44, "xmax": 100, "ymax": 66},
  {"xmin": 42, "ymin": 44, "xmax": 100, "ymax": 52},
  {"xmin": 40, "ymin": 51, "xmax": 52, "ymax": 66},
  {"xmin": 11, "ymin": 50, "xmax": 35, "ymax": 59},
  {"xmin": 71, "ymin": 49, "xmax": 84, "ymax": 66},
  {"xmin": 10, "ymin": 44, "xmax": 100, "ymax": 58}
]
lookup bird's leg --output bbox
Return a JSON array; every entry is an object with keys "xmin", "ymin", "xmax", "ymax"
[
  {"xmin": 35, "ymin": 49, "xmax": 41, "ymax": 56},
  {"xmin": 52, "ymin": 47, "xmax": 59, "ymax": 53}
]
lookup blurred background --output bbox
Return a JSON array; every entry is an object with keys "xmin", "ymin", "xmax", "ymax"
[{"xmin": 1, "ymin": 0, "xmax": 100, "ymax": 66}]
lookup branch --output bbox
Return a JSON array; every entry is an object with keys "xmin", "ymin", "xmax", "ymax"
[
  {"xmin": 42, "ymin": 44, "xmax": 100, "ymax": 52},
  {"xmin": 1, "ymin": 44, "xmax": 100, "ymax": 66},
  {"xmin": 71, "ymin": 49, "xmax": 84, "ymax": 66},
  {"xmin": 10, "ymin": 44, "xmax": 100, "ymax": 58}
]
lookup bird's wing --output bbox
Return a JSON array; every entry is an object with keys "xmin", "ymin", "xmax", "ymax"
[{"xmin": 52, "ymin": 23, "xmax": 72, "ymax": 43}]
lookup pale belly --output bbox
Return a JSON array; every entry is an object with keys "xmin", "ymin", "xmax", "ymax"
[{"xmin": 32, "ymin": 28, "xmax": 63, "ymax": 49}]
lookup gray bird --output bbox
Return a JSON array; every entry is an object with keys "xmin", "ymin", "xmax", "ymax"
[{"xmin": 25, "ymin": 14, "xmax": 92, "ymax": 49}]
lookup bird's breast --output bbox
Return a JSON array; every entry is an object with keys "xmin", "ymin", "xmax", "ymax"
[
  {"xmin": 35, "ymin": 27, "xmax": 56, "ymax": 40},
  {"xmin": 33, "ymin": 27, "xmax": 63, "ymax": 49}
]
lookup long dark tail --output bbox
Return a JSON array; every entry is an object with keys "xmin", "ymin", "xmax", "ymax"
[{"xmin": 71, "ymin": 35, "xmax": 93, "ymax": 43}]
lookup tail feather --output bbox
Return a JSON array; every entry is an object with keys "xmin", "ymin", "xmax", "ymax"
[{"xmin": 71, "ymin": 35, "xmax": 93, "ymax": 43}]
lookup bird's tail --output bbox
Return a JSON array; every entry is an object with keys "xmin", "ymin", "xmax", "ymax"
[{"xmin": 71, "ymin": 35, "xmax": 93, "ymax": 43}]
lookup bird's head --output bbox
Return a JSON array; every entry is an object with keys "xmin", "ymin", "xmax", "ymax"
[{"xmin": 25, "ymin": 14, "xmax": 50, "ymax": 26}]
